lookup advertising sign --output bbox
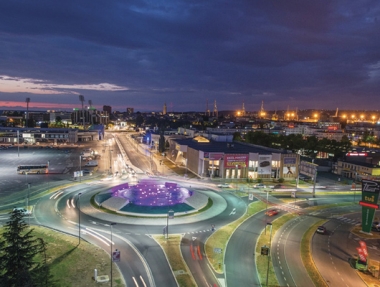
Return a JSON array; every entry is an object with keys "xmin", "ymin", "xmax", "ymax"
[
  {"xmin": 356, "ymin": 247, "xmax": 367, "ymax": 263},
  {"xmin": 359, "ymin": 241, "xmax": 368, "ymax": 257},
  {"xmin": 360, "ymin": 180, "xmax": 380, "ymax": 233},
  {"xmin": 283, "ymin": 157, "xmax": 297, "ymax": 165},
  {"xmin": 258, "ymin": 155, "xmax": 272, "ymax": 175},
  {"xmin": 224, "ymin": 154, "xmax": 248, "ymax": 168},
  {"xmin": 112, "ymin": 250, "xmax": 120, "ymax": 262},
  {"xmin": 168, "ymin": 210, "xmax": 175, "ymax": 219},
  {"xmin": 299, "ymin": 161, "xmax": 318, "ymax": 178},
  {"xmin": 283, "ymin": 166, "xmax": 296, "ymax": 176}
]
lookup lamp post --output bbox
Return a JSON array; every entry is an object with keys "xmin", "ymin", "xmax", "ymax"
[
  {"xmin": 167, "ymin": 210, "xmax": 174, "ymax": 239},
  {"xmin": 235, "ymin": 165, "xmax": 238, "ymax": 192},
  {"xmin": 110, "ymin": 222, "xmax": 116, "ymax": 287},
  {"xmin": 264, "ymin": 190, "xmax": 269, "ymax": 234},
  {"xmin": 266, "ymin": 222, "xmax": 273, "ymax": 287},
  {"xmin": 109, "ymin": 148, "xmax": 113, "ymax": 174},
  {"xmin": 77, "ymin": 193, "xmax": 82, "ymax": 244},
  {"xmin": 79, "ymin": 155, "xmax": 82, "ymax": 182},
  {"xmin": 27, "ymin": 183, "xmax": 31, "ymax": 225}
]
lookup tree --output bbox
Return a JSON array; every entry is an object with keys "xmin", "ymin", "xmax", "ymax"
[
  {"xmin": 233, "ymin": 132, "xmax": 243, "ymax": 142},
  {"xmin": 0, "ymin": 209, "xmax": 53, "ymax": 287},
  {"xmin": 158, "ymin": 132, "xmax": 166, "ymax": 153},
  {"xmin": 54, "ymin": 116, "xmax": 63, "ymax": 127}
]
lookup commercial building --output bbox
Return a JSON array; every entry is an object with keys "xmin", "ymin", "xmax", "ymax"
[
  {"xmin": 0, "ymin": 126, "xmax": 104, "ymax": 144},
  {"xmin": 168, "ymin": 136, "xmax": 299, "ymax": 180}
]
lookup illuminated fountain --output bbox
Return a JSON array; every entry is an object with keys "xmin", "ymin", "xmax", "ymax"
[
  {"xmin": 98, "ymin": 179, "xmax": 197, "ymax": 215},
  {"xmin": 112, "ymin": 180, "xmax": 192, "ymax": 206}
]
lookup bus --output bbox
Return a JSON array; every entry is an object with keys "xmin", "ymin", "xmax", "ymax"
[{"xmin": 17, "ymin": 164, "xmax": 49, "ymax": 174}]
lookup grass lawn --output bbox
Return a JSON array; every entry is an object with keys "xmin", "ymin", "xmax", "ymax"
[
  {"xmin": 1, "ymin": 226, "xmax": 124, "ymax": 287},
  {"xmin": 300, "ymin": 220, "xmax": 329, "ymax": 287}
]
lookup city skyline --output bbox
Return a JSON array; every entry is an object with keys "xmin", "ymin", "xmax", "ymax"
[{"xmin": 0, "ymin": 1, "xmax": 379, "ymax": 112}]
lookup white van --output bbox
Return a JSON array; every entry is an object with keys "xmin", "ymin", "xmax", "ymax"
[{"xmin": 85, "ymin": 160, "xmax": 98, "ymax": 167}]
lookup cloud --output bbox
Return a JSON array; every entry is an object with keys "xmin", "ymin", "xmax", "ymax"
[
  {"xmin": 0, "ymin": 75, "xmax": 129, "ymax": 94},
  {"xmin": 0, "ymin": 1, "xmax": 379, "ymax": 111}
]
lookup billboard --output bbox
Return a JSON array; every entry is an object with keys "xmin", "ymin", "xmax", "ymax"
[
  {"xmin": 299, "ymin": 160, "xmax": 318, "ymax": 178},
  {"xmin": 283, "ymin": 157, "xmax": 297, "ymax": 165},
  {"xmin": 258, "ymin": 155, "xmax": 272, "ymax": 175},
  {"xmin": 360, "ymin": 180, "xmax": 380, "ymax": 233},
  {"xmin": 224, "ymin": 154, "xmax": 248, "ymax": 168},
  {"xmin": 283, "ymin": 166, "xmax": 296, "ymax": 176}
]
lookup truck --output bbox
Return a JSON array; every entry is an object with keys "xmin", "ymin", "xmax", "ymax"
[{"xmin": 85, "ymin": 160, "xmax": 98, "ymax": 167}]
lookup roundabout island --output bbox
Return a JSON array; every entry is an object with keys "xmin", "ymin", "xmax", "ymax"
[{"xmin": 94, "ymin": 179, "xmax": 210, "ymax": 217}]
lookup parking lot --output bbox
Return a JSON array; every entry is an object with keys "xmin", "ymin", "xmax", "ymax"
[{"xmin": 0, "ymin": 143, "xmax": 97, "ymax": 205}]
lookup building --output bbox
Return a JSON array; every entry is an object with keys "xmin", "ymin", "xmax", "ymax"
[
  {"xmin": 0, "ymin": 126, "xmax": 104, "ymax": 144},
  {"xmin": 336, "ymin": 160, "xmax": 380, "ymax": 181},
  {"xmin": 103, "ymin": 105, "xmax": 112, "ymax": 115},
  {"xmin": 168, "ymin": 136, "xmax": 299, "ymax": 180}
]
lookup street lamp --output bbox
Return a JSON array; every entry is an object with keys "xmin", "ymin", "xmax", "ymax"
[
  {"xmin": 264, "ymin": 190, "xmax": 270, "ymax": 235},
  {"xmin": 235, "ymin": 165, "xmax": 238, "ymax": 192},
  {"xmin": 266, "ymin": 222, "xmax": 273, "ymax": 287},
  {"xmin": 27, "ymin": 183, "xmax": 31, "ymax": 225},
  {"xmin": 79, "ymin": 155, "xmax": 82, "ymax": 182},
  {"xmin": 77, "ymin": 193, "xmax": 82, "ymax": 244},
  {"xmin": 109, "ymin": 148, "xmax": 113, "ymax": 174},
  {"xmin": 166, "ymin": 210, "xmax": 174, "ymax": 239},
  {"xmin": 110, "ymin": 222, "xmax": 116, "ymax": 287}
]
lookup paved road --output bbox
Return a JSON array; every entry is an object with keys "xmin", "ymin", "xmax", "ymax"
[{"xmin": 312, "ymin": 211, "xmax": 371, "ymax": 287}]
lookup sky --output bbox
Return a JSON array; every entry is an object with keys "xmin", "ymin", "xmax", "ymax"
[{"xmin": 0, "ymin": 1, "xmax": 379, "ymax": 113}]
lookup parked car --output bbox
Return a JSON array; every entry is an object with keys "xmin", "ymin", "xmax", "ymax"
[
  {"xmin": 254, "ymin": 183, "xmax": 266, "ymax": 189},
  {"xmin": 265, "ymin": 209, "xmax": 279, "ymax": 216},
  {"xmin": 218, "ymin": 183, "xmax": 230, "ymax": 188},
  {"xmin": 82, "ymin": 169, "xmax": 92, "ymax": 175},
  {"xmin": 316, "ymin": 226, "xmax": 327, "ymax": 234},
  {"xmin": 273, "ymin": 184, "xmax": 285, "ymax": 189}
]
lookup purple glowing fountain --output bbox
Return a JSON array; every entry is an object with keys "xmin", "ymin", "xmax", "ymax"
[{"xmin": 111, "ymin": 179, "xmax": 192, "ymax": 207}]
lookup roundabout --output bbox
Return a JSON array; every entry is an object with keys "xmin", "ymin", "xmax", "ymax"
[
  {"xmin": 78, "ymin": 179, "xmax": 229, "ymax": 226},
  {"xmin": 94, "ymin": 179, "xmax": 209, "ymax": 216}
]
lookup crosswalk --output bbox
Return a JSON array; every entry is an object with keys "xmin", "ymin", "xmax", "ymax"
[{"xmin": 329, "ymin": 215, "xmax": 361, "ymax": 225}]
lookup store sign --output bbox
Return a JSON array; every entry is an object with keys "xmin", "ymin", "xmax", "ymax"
[
  {"xmin": 360, "ymin": 180, "xmax": 380, "ymax": 233},
  {"xmin": 224, "ymin": 154, "xmax": 248, "ymax": 168},
  {"xmin": 283, "ymin": 157, "xmax": 297, "ymax": 165}
]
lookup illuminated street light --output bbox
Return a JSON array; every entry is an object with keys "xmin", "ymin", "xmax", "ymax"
[
  {"xmin": 266, "ymin": 222, "xmax": 273, "ymax": 287},
  {"xmin": 79, "ymin": 155, "xmax": 82, "ymax": 182},
  {"xmin": 77, "ymin": 193, "xmax": 82, "ymax": 244},
  {"xmin": 110, "ymin": 222, "xmax": 116, "ymax": 287},
  {"xmin": 27, "ymin": 183, "xmax": 31, "ymax": 226}
]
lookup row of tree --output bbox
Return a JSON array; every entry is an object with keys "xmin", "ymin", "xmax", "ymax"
[
  {"xmin": 0, "ymin": 209, "xmax": 55, "ymax": 287},
  {"xmin": 234, "ymin": 131, "xmax": 352, "ymax": 160}
]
